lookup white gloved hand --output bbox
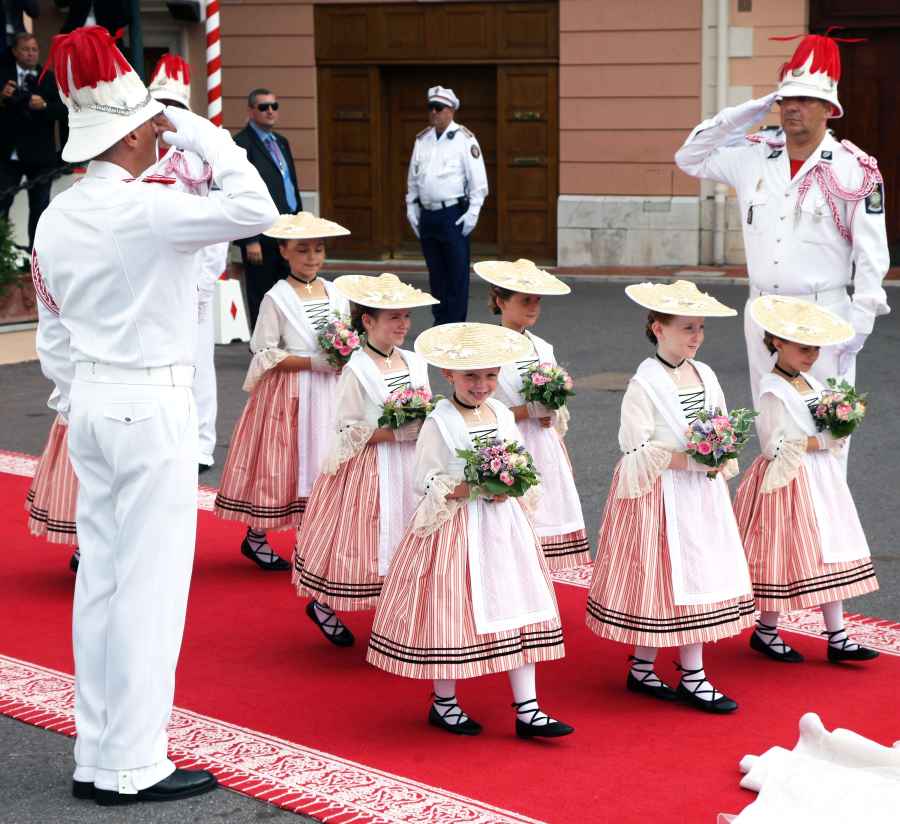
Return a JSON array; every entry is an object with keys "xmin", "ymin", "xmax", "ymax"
[
  {"xmin": 836, "ymin": 332, "xmax": 867, "ymax": 378},
  {"xmin": 406, "ymin": 202, "xmax": 421, "ymax": 238},
  {"xmin": 816, "ymin": 431, "xmax": 847, "ymax": 452},
  {"xmin": 454, "ymin": 209, "xmax": 479, "ymax": 237},
  {"xmin": 394, "ymin": 419, "xmax": 424, "ymax": 442},
  {"xmin": 724, "ymin": 91, "xmax": 779, "ymax": 131},
  {"xmin": 161, "ymin": 106, "xmax": 228, "ymax": 165},
  {"xmin": 310, "ymin": 353, "xmax": 337, "ymax": 373}
]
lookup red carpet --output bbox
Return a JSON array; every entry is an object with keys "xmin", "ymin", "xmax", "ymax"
[{"xmin": 2, "ymin": 462, "xmax": 899, "ymax": 824}]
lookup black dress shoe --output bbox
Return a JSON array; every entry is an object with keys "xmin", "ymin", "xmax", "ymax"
[
  {"xmin": 94, "ymin": 768, "xmax": 217, "ymax": 806},
  {"xmin": 72, "ymin": 780, "xmax": 94, "ymax": 799},
  {"xmin": 626, "ymin": 671, "xmax": 678, "ymax": 701},
  {"xmin": 750, "ymin": 629, "xmax": 805, "ymax": 663},
  {"xmin": 240, "ymin": 537, "xmax": 291, "ymax": 571},
  {"xmin": 675, "ymin": 666, "xmax": 738, "ymax": 714},
  {"xmin": 825, "ymin": 631, "xmax": 880, "ymax": 663},
  {"xmin": 512, "ymin": 699, "xmax": 574, "ymax": 739},
  {"xmin": 198, "ymin": 463, "xmax": 213, "ymax": 475},
  {"xmin": 428, "ymin": 697, "xmax": 482, "ymax": 736},
  {"xmin": 305, "ymin": 600, "xmax": 354, "ymax": 647},
  {"xmin": 69, "ymin": 552, "xmax": 80, "ymax": 575},
  {"xmin": 626, "ymin": 656, "xmax": 678, "ymax": 700}
]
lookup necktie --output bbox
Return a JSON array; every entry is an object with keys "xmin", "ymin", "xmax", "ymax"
[{"xmin": 265, "ymin": 134, "xmax": 298, "ymax": 212}]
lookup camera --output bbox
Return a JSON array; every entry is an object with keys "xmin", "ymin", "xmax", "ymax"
[{"xmin": 7, "ymin": 74, "xmax": 37, "ymax": 108}]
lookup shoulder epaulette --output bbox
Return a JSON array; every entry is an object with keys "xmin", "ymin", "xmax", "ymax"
[
  {"xmin": 840, "ymin": 139, "xmax": 879, "ymax": 172},
  {"xmin": 416, "ymin": 127, "xmax": 431, "ymax": 139},
  {"xmin": 458, "ymin": 125, "xmax": 474, "ymax": 139}
]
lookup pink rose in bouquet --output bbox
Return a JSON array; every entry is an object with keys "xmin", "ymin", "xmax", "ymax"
[
  {"xmin": 377, "ymin": 386, "xmax": 443, "ymax": 429},
  {"xmin": 317, "ymin": 314, "xmax": 361, "ymax": 369},
  {"xmin": 521, "ymin": 362, "xmax": 576, "ymax": 410}
]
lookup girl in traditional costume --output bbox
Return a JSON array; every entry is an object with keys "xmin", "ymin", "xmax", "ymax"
[
  {"xmin": 586, "ymin": 281, "xmax": 755, "ymax": 714},
  {"xmin": 473, "ymin": 259, "xmax": 590, "ymax": 570},
  {"xmin": 294, "ymin": 273, "xmax": 438, "ymax": 646},
  {"xmin": 367, "ymin": 322, "xmax": 574, "ymax": 739},
  {"xmin": 214, "ymin": 213, "xmax": 350, "ymax": 570},
  {"xmin": 734, "ymin": 295, "xmax": 878, "ymax": 664}
]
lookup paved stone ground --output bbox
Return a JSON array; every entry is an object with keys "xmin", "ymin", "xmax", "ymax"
[{"xmin": 0, "ymin": 279, "xmax": 897, "ymax": 823}]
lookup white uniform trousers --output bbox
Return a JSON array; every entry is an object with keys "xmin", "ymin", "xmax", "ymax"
[
  {"xmin": 745, "ymin": 285, "xmax": 855, "ymax": 474},
  {"xmin": 67, "ymin": 367, "xmax": 198, "ymax": 793},
  {"xmin": 194, "ymin": 295, "xmax": 218, "ymax": 466}
]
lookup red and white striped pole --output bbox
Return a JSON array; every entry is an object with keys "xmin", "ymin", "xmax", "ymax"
[{"xmin": 206, "ymin": 0, "xmax": 222, "ymax": 126}]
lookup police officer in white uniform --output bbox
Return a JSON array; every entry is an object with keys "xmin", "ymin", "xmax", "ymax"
[
  {"xmin": 147, "ymin": 54, "xmax": 228, "ymax": 472},
  {"xmin": 32, "ymin": 27, "xmax": 277, "ymax": 805},
  {"xmin": 406, "ymin": 86, "xmax": 488, "ymax": 324},
  {"xmin": 675, "ymin": 33, "xmax": 889, "ymax": 413}
]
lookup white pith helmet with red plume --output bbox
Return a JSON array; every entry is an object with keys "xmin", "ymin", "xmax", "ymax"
[
  {"xmin": 43, "ymin": 26, "xmax": 164, "ymax": 163},
  {"xmin": 148, "ymin": 53, "xmax": 192, "ymax": 110},
  {"xmin": 771, "ymin": 28, "xmax": 864, "ymax": 119}
]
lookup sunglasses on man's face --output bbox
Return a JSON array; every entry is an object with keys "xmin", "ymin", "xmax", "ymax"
[
  {"xmin": 256, "ymin": 102, "xmax": 279, "ymax": 112},
  {"xmin": 427, "ymin": 103, "xmax": 447, "ymax": 113}
]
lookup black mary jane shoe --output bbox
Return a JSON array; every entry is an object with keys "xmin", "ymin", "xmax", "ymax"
[
  {"xmin": 305, "ymin": 600, "xmax": 355, "ymax": 647},
  {"xmin": 428, "ymin": 695, "xmax": 482, "ymax": 736},
  {"xmin": 94, "ymin": 768, "xmax": 217, "ymax": 806},
  {"xmin": 750, "ymin": 625, "xmax": 805, "ymax": 663},
  {"xmin": 824, "ymin": 630, "xmax": 880, "ymax": 663},
  {"xmin": 675, "ymin": 665, "xmax": 738, "ymax": 714},
  {"xmin": 72, "ymin": 780, "xmax": 94, "ymax": 800},
  {"xmin": 513, "ymin": 699, "xmax": 575, "ymax": 739},
  {"xmin": 69, "ymin": 552, "xmax": 80, "ymax": 575},
  {"xmin": 626, "ymin": 656, "xmax": 678, "ymax": 701},
  {"xmin": 240, "ymin": 536, "xmax": 291, "ymax": 571}
]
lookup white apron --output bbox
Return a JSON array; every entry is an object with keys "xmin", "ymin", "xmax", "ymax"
[
  {"xmin": 497, "ymin": 331, "xmax": 585, "ymax": 537},
  {"xmin": 429, "ymin": 399, "xmax": 558, "ymax": 634},
  {"xmin": 267, "ymin": 278, "xmax": 348, "ymax": 497},
  {"xmin": 759, "ymin": 372, "xmax": 869, "ymax": 564},
  {"xmin": 346, "ymin": 348, "xmax": 430, "ymax": 575},
  {"xmin": 633, "ymin": 359, "xmax": 752, "ymax": 606}
]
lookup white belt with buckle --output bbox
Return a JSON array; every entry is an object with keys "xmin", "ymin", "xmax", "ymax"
[
  {"xmin": 749, "ymin": 284, "xmax": 849, "ymax": 305},
  {"xmin": 420, "ymin": 198, "xmax": 461, "ymax": 211},
  {"xmin": 74, "ymin": 362, "xmax": 195, "ymax": 387}
]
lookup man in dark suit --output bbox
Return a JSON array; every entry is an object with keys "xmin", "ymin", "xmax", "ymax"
[
  {"xmin": 233, "ymin": 88, "xmax": 302, "ymax": 328},
  {"xmin": 0, "ymin": 32, "xmax": 66, "ymax": 249}
]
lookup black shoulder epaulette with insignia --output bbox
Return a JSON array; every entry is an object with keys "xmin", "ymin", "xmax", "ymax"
[
  {"xmin": 416, "ymin": 127, "xmax": 430, "ymax": 139},
  {"xmin": 767, "ymin": 149, "xmax": 783, "ymax": 160}
]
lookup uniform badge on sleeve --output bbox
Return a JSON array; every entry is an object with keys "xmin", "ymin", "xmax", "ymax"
[
  {"xmin": 471, "ymin": 145, "xmax": 481, "ymax": 159},
  {"xmin": 865, "ymin": 183, "xmax": 884, "ymax": 214}
]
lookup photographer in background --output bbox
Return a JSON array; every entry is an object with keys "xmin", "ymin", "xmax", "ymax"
[{"xmin": 0, "ymin": 32, "xmax": 65, "ymax": 250}]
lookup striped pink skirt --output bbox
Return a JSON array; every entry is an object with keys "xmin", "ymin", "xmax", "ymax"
[
  {"xmin": 586, "ymin": 464, "xmax": 754, "ymax": 648},
  {"xmin": 293, "ymin": 446, "xmax": 382, "ymax": 611},
  {"xmin": 214, "ymin": 369, "xmax": 305, "ymax": 529},
  {"xmin": 25, "ymin": 416, "xmax": 78, "ymax": 546},
  {"xmin": 366, "ymin": 506, "xmax": 565, "ymax": 680},
  {"xmin": 541, "ymin": 529, "xmax": 591, "ymax": 571},
  {"xmin": 734, "ymin": 456, "xmax": 878, "ymax": 612}
]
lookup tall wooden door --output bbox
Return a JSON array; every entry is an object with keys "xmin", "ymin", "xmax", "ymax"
[
  {"xmin": 497, "ymin": 65, "xmax": 558, "ymax": 261},
  {"xmin": 317, "ymin": 66, "xmax": 382, "ymax": 257},
  {"xmin": 384, "ymin": 66, "xmax": 498, "ymax": 258}
]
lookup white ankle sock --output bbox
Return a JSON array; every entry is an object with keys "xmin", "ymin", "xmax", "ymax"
[
  {"xmin": 508, "ymin": 664, "xmax": 555, "ymax": 726},
  {"xmin": 432, "ymin": 679, "xmax": 470, "ymax": 725},
  {"xmin": 755, "ymin": 611, "xmax": 796, "ymax": 655},
  {"xmin": 821, "ymin": 600, "xmax": 859, "ymax": 650},
  {"xmin": 678, "ymin": 643, "xmax": 724, "ymax": 703},
  {"xmin": 630, "ymin": 645, "xmax": 664, "ymax": 687}
]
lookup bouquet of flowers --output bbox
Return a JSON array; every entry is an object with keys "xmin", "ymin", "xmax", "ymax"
[
  {"xmin": 316, "ymin": 314, "xmax": 361, "ymax": 369},
  {"xmin": 456, "ymin": 438, "xmax": 540, "ymax": 499},
  {"xmin": 378, "ymin": 386, "xmax": 443, "ymax": 429},
  {"xmin": 521, "ymin": 362, "xmax": 575, "ymax": 410},
  {"xmin": 813, "ymin": 379, "xmax": 867, "ymax": 439},
  {"xmin": 685, "ymin": 407, "xmax": 758, "ymax": 479}
]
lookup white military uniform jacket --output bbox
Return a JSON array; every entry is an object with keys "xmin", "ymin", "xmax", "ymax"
[
  {"xmin": 675, "ymin": 95, "xmax": 889, "ymax": 335},
  {"xmin": 406, "ymin": 121, "xmax": 489, "ymax": 216}
]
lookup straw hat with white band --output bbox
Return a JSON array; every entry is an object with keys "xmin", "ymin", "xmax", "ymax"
[
  {"xmin": 263, "ymin": 212, "xmax": 351, "ymax": 240},
  {"xmin": 750, "ymin": 295, "xmax": 854, "ymax": 347},
  {"xmin": 333, "ymin": 273, "xmax": 438, "ymax": 309},
  {"xmin": 473, "ymin": 259, "xmax": 571, "ymax": 296},
  {"xmin": 624, "ymin": 280, "xmax": 737, "ymax": 317},
  {"xmin": 45, "ymin": 26, "xmax": 165, "ymax": 163},
  {"xmin": 415, "ymin": 323, "xmax": 533, "ymax": 370}
]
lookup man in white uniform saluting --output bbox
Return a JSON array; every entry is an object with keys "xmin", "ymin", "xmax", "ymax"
[
  {"xmin": 675, "ymin": 32, "xmax": 889, "ymax": 411},
  {"xmin": 32, "ymin": 27, "xmax": 277, "ymax": 806}
]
